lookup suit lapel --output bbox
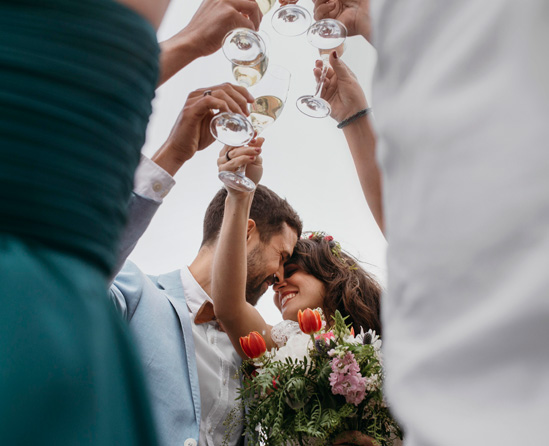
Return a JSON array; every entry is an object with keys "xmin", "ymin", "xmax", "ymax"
[{"xmin": 156, "ymin": 270, "xmax": 202, "ymax": 428}]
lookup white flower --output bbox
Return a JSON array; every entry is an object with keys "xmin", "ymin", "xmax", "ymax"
[
  {"xmin": 271, "ymin": 332, "xmax": 312, "ymax": 363},
  {"xmin": 360, "ymin": 329, "xmax": 382, "ymax": 352},
  {"xmin": 365, "ymin": 373, "xmax": 381, "ymax": 392}
]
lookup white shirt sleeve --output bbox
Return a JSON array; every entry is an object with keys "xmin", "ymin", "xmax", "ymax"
[{"xmin": 133, "ymin": 154, "xmax": 176, "ymax": 202}]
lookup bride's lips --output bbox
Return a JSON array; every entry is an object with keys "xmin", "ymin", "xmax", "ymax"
[{"xmin": 280, "ymin": 291, "xmax": 297, "ymax": 309}]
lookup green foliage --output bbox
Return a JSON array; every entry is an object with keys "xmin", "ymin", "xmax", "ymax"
[{"xmin": 230, "ymin": 311, "xmax": 403, "ymax": 445}]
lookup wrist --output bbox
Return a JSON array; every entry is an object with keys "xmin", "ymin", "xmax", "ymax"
[
  {"xmin": 225, "ymin": 188, "xmax": 254, "ymax": 210},
  {"xmin": 159, "ymin": 32, "xmax": 203, "ymax": 83},
  {"xmin": 337, "ymin": 107, "xmax": 372, "ymax": 129},
  {"xmin": 151, "ymin": 141, "xmax": 191, "ymax": 177}
]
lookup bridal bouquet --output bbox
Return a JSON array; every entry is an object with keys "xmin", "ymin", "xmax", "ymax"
[{"xmin": 233, "ymin": 309, "xmax": 402, "ymax": 446}]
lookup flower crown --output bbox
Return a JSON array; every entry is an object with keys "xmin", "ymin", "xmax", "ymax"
[
  {"xmin": 301, "ymin": 231, "xmax": 342, "ymax": 258},
  {"xmin": 301, "ymin": 231, "xmax": 357, "ymax": 270}
]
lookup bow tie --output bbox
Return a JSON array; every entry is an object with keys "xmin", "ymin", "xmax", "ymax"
[{"xmin": 194, "ymin": 301, "xmax": 225, "ymax": 332}]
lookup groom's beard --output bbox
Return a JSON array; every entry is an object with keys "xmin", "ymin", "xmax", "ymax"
[{"xmin": 246, "ymin": 245, "xmax": 271, "ymax": 306}]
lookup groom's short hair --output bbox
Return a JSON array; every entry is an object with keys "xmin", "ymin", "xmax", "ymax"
[{"xmin": 201, "ymin": 185, "xmax": 302, "ymax": 248}]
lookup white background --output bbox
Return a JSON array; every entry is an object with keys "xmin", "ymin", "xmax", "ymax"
[{"xmin": 129, "ymin": 0, "xmax": 385, "ymax": 325}]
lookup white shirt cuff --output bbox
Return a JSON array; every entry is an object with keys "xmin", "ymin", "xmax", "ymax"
[{"xmin": 133, "ymin": 154, "xmax": 176, "ymax": 202}]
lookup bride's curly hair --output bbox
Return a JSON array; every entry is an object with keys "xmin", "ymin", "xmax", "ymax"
[{"xmin": 288, "ymin": 234, "xmax": 382, "ymax": 336}]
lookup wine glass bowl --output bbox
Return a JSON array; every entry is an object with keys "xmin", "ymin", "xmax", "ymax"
[
  {"xmin": 223, "ymin": 29, "xmax": 268, "ymax": 87},
  {"xmin": 222, "ymin": 28, "xmax": 266, "ymax": 63},
  {"xmin": 249, "ymin": 64, "xmax": 290, "ymax": 134},
  {"xmin": 306, "ymin": 19, "xmax": 347, "ymax": 49},
  {"xmin": 271, "ymin": 4, "xmax": 312, "ymax": 36}
]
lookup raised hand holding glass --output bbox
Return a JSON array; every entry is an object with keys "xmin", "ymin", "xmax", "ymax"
[
  {"xmin": 218, "ymin": 65, "xmax": 291, "ymax": 191},
  {"xmin": 296, "ymin": 19, "xmax": 347, "ymax": 118}
]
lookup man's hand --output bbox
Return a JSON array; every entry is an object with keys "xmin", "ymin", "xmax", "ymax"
[
  {"xmin": 184, "ymin": 0, "xmax": 262, "ymax": 57},
  {"xmin": 313, "ymin": 52, "xmax": 368, "ymax": 123},
  {"xmin": 217, "ymin": 138, "xmax": 265, "ymax": 193},
  {"xmin": 152, "ymin": 83, "xmax": 254, "ymax": 176},
  {"xmin": 312, "ymin": 0, "xmax": 370, "ymax": 40},
  {"xmin": 159, "ymin": 0, "xmax": 262, "ymax": 84}
]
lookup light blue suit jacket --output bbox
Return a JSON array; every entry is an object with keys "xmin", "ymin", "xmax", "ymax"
[{"xmin": 110, "ymin": 193, "xmax": 201, "ymax": 446}]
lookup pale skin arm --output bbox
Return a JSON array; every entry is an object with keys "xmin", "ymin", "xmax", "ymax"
[
  {"xmin": 314, "ymin": 53, "xmax": 384, "ymax": 234},
  {"xmin": 211, "ymin": 143, "xmax": 279, "ymax": 359}
]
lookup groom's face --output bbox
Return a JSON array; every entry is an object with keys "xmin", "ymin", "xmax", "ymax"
[{"xmin": 245, "ymin": 223, "xmax": 298, "ymax": 306}]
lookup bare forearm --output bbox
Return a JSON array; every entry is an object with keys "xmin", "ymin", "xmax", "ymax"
[
  {"xmin": 343, "ymin": 117, "xmax": 384, "ymax": 234},
  {"xmin": 212, "ymin": 193, "xmax": 253, "ymax": 320},
  {"xmin": 158, "ymin": 32, "xmax": 203, "ymax": 86},
  {"xmin": 212, "ymin": 192, "xmax": 275, "ymax": 357},
  {"xmin": 150, "ymin": 140, "xmax": 189, "ymax": 176}
]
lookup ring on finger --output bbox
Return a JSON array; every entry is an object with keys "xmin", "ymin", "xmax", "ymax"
[
  {"xmin": 225, "ymin": 150, "xmax": 233, "ymax": 162},
  {"xmin": 203, "ymin": 90, "xmax": 212, "ymax": 97}
]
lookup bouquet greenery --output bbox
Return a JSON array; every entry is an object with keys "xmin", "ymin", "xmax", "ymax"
[{"xmin": 232, "ymin": 308, "xmax": 403, "ymax": 446}]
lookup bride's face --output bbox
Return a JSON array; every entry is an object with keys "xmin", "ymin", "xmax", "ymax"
[{"xmin": 273, "ymin": 263, "xmax": 325, "ymax": 322}]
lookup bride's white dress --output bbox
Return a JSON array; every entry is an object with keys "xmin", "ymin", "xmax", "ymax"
[{"xmin": 270, "ymin": 320, "xmax": 303, "ymax": 347}]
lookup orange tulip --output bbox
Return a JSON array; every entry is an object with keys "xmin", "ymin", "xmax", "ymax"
[
  {"xmin": 239, "ymin": 331, "xmax": 267, "ymax": 359},
  {"xmin": 297, "ymin": 308, "xmax": 323, "ymax": 334}
]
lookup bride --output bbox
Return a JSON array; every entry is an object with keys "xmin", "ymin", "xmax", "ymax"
[{"xmin": 211, "ymin": 141, "xmax": 383, "ymax": 446}]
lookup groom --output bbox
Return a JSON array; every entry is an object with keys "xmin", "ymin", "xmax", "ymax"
[{"xmin": 110, "ymin": 139, "xmax": 302, "ymax": 446}]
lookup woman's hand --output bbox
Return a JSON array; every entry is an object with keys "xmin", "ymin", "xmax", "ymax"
[
  {"xmin": 313, "ymin": 52, "xmax": 368, "ymax": 124},
  {"xmin": 333, "ymin": 430, "xmax": 375, "ymax": 446},
  {"xmin": 152, "ymin": 83, "xmax": 254, "ymax": 176},
  {"xmin": 217, "ymin": 138, "xmax": 265, "ymax": 193}
]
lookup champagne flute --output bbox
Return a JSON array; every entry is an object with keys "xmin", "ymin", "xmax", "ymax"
[
  {"xmin": 224, "ymin": 28, "xmax": 269, "ymax": 88},
  {"xmin": 249, "ymin": 64, "xmax": 290, "ymax": 135},
  {"xmin": 296, "ymin": 19, "xmax": 347, "ymax": 118},
  {"xmin": 271, "ymin": 2, "xmax": 312, "ymax": 36},
  {"xmin": 210, "ymin": 29, "xmax": 268, "ymax": 148},
  {"xmin": 255, "ymin": 0, "xmax": 277, "ymax": 14},
  {"xmin": 218, "ymin": 65, "xmax": 291, "ymax": 191}
]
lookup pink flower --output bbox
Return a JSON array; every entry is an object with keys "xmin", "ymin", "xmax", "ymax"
[
  {"xmin": 329, "ymin": 351, "xmax": 367, "ymax": 406},
  {"xmin": 315, "ymin": 332, "xmax": 335, "ymax": 342}
]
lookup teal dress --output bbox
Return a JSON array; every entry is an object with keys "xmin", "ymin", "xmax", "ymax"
[{"xmin": 0, "ymin": 0, "xmax": 160, "ymax": 444}]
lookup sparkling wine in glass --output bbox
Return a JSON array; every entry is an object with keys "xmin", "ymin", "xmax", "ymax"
[
  {"xmin": 296, "ymin": 19, "xmax": 347, "ymax": 118},
  {"xmin": 249, "ymin": 95, "xmax": 284, "ymax": 134},
  {"xmin": 224, "ymin": 28, "xmax": 268, "ymax": 87},
  {"xmin": 255, "ymin": 0, "xmax": 277, "ymax": 14},
  {"xmin": 214, "ymin": 29, "xmax": 271, "ymax": 191},
  {"xmin": 218, "ymin": 65, "xmax": 291, "ymax": 191},
  {"xmin": 210, "ymin": 29, "xmax": 268, "ymax": 150},
  {"xmin": 232, "ymin": 54, "xmax": 269, "ymax": 88},
  {"xmin": 249, "ymin": 65, "xmax": 290, "ymax": 134},
  {"xmin": 271, "ymin": 2, "xmax": 312, "ymax": 36}
]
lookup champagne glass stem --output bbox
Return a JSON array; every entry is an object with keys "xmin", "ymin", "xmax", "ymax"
[{"xmin": 313, "ymin": 58, "xmax": 329, "ymax": 98}]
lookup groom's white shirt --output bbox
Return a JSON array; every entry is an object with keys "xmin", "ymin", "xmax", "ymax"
[
  {"xmin": 179, "ymin": 266, "xmax": 243, "ymax": 446},
  {"xmin": 125, "ymin": 156, "xmax": 243, "ymax": 446},
  {"xmin": 371, "ymin": 1, "xmax": 549, "ymax": 445}
]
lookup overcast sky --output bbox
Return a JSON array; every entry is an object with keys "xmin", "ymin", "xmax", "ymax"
[{"xmin": 129, "ymin": 0, "xmax": 386, "ymax": 325}]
